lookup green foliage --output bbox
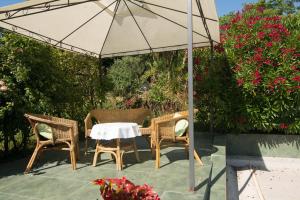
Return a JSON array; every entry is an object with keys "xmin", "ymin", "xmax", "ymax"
[
  {"xmin": 108, "ymin": 56, "xmax": 144, "ymax": 97},
  {"xmin": 194, "ymin": 49, "xmax": 246, "ymax": 132},
  {"xmin": 258, "ymin": 0, "xmax": 300, "ymax": 14},
  {"xmin": 142, "ymin": 51, "xmax": 188, "ymax": 114},
  {"xmin": 0, "ymin": 32, "xmax": 103, "ymax": 155}
]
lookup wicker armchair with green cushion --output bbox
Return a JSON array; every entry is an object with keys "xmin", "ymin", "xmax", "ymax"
[
  {"xmin": 84, "ymin": 108, "xmax": 152, "ymax": 154},
  {"xmin": 152, "ymin": 110, "xmax": 203, "ymax": 169},
  {"xmin": 24, "ymin": 113, "xmax": 79, "ymax": 173}
]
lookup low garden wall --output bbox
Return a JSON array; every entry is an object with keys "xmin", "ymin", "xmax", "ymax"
[{"xmin": 227, "ymin": 134, "xmax": 300, "ymax": 158}]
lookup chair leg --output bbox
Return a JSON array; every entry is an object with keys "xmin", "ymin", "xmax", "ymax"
[
  {"xmin": 151, "ymin": 140, "xmax": 156, "ymax": 159},
  {"xmin": 194, "ymin": 150, "xmax": 203, "ymax": 166},
  {"xmin": 70, "ymin": 145, "xmax": 77, "ymax": 170},
  {"xmin": 132, "ymin": 139, "xmax": 140, "ymax": 162},
  {"xmin": 25, "ymin": 144, "xmax": 42, "ymax": 174},
  {"xmin": 185, "ymin": 144, "xmax": 189, "ymax": 158},
  {"xmin": 120, "ymin": 152, "xmax": 124, "ymax": 170},
  {"xmin": 116, "ymin": 150, "xmax": 121, "ymax": 171},
  {"xmin": 155, "ymin": 144, "xmax": 160, "ymax": 169},
  {"xmin": 92, "ymin": 144, "xmax": 100, "ymax": 167},
  {"xmin": 76, "ymin": 142, "xmax": 80, "ymax": 161},
  {"xmin": 85, "ymin": 137, "xmax": 88, "ymax": 155},
  {"xmin": 116, "ymin": 139, "xmax": 122, "ymax": 170}
]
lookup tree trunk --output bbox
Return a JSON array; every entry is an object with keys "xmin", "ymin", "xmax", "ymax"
[
  {"xmin": 10, "ymin": 135, "xmax": 17, "ymax": 150},
  {"xmin": 4, "ymin": 134, "xmax": 9, "ymax": 156}
]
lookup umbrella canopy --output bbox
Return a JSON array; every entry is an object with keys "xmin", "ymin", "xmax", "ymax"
[{"xmin": 0, "ymin": 0, "xmax": 219, "ymax": 58}]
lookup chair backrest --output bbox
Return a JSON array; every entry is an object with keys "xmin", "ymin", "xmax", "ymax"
[
  {"xmin": 89, "ymin": 108, "xmax": 151, "ymax": 125},
  {"xmin": 84, "ymin": 108, "xmax": 151, "ymax": 138},
  {"xmin": 25, "ymin": 113, "xmax": 78, "ymax": 142}
]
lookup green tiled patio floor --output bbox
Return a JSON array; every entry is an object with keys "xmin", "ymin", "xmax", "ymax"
[{"xmin": 0, "ymin": 135, "xmax": 216, "ymax": 200}]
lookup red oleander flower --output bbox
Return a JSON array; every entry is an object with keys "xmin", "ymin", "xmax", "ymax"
[
  {"xmin": 257, "ymin": 32, "xmax": 265, "ymax": 40},
  {"xmin": 274, "ymin": 77, "xmax": 286, "ymax": 85},
  {"xmin": 194, "ymin": 57, "xmax": 200, "ymax": 65},
  {"xmin": 233, "ymin": 65, "xmax": 242, "ymax": 72},
  {"xmin": 220, "ymin": 24, "xmax": 231, "ymax": 31},
  {"xmin": 234, "ymin": 43, "xmax": 244, "ymax": 49},
  {"xmin": 195, "ymin": 75, "xmax": 202, "ymax": 81},
  {"xmin": 263, "ymin": 59, "xmax": 272, "ymax": 65},
  {"xmin": 254, "ymin": 53, "xmax": 263, "ymax": 62},
  {"xmin": 291, "ymin": 65, "xmax": 299, "ymax": 71},
  {"xmin": 214, "ymin": 44, "xmax": 225, "ymax": 53},
  {"xmin": 237, "ymin": 78, "xmax": 244, "ymax": 86},
  {"xmin": 257, "ymin": 6, "xmax": 265, "ymax": 13},
  {"xmin": 252, "ymin": 70, "xmax": 262, "ymax": 85},
  {"xmin": 292, "ymin": 76, "xmax": 300, "ymax": 83},
  {"xmin": 279, "ymin": 123, "xmax": 288, "ymax": 129},
  {"xmin": 268, "ymin": 83, "xmax": 275, "ymax": 92},
  {"xmin": 269, "ymin": 30, "xmax": 281, "ymax": 42},
  {"xmin": 231, "ymin": 12, "xmax": 242, "ymax": 24},
  {"xmin": 125, "ymin": 99, "xmax": 133, "ymax": 107},
  {"xmin": 255, "ymin": 47, "xmax": 263, "ymax": 53},
  {"xmin": 266, "ymin": 42, "xmax": 273, "ymax": 47},
  {"xmin": 246, "ymin": 20, "xmax": 256, "ymax": 28},
  {"xmin": 281, "ymin": 48, "xmax": 295, "ymax": 55},
  {"xmin": 294, "ymin": 53, "xmax": 300, "ymax": 58},
  {"xmin": 264, "ymin": 16, "xmax": 281, "ymax": 21},
  {"xmin": 287, "ymin": 89, "xmax": 293, "ymax": 94}
]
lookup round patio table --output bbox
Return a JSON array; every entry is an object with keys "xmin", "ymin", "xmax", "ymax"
[
  {"xmin": 90, "ymin": 122, "xmax": 141, "ymax": 140},
  {"xmin": 90, "ymin": 122, "xmax": 141, "ymax": 170}
]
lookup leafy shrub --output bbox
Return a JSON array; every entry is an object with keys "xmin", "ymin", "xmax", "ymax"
[{"xmin": 0, "ymin": 32, "xmax": 102, "ymax": 155}]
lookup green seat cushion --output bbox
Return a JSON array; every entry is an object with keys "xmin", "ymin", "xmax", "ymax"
[
  {"xmin": 175, "ymin": 119, "xmax": 188, "ymax": 136},
  {"xmin": 36, "ymin": 123, "xmax": 53, "ymax": 140}
]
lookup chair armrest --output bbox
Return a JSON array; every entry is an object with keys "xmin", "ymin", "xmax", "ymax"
[{"xmin": 155, "ymin": 115, "xmax": 188, "ymax": 125}]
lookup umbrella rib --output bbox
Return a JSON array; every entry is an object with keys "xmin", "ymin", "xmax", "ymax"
[
  {"xmin": 0, "ymin": 0, "xmax": 99, "ymax": 21},
  {"xmin": 101, "ymin": 41, "xmax": 211, "ymax": 56},
  {"xmin": 0, "ymin": 20, "xmax": 98, "ymax": 56},
  {"xmin": 132, "ymin": 0, "xmax": 218, "ymax": 22},
  {"xmin": 128, "ymin": 0, "xmax": 217, "ymax": 43},
  {"xmin": 54, "ymin": 0, "xmax": 117, "ymax": 46},
  {"xmin": 195, "ymin": 0, "xmax": 214, "ymax": 47},
  {"xmin": 124, "ymin": 0, "xmax": 153, "ymax": 52},
  {"xmin": 99, "ymin": 0, "xmax": 121, "ymax": 56}
]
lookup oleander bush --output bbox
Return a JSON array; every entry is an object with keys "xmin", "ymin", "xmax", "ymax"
[{"xmin": 194, "ymin": 3, "xmax": 300, "ymax": 133}]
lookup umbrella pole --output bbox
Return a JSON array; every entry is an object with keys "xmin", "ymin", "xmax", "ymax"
[{"xmin": 187, "ymin": 0, "xmax": 195, "ymax": 191}]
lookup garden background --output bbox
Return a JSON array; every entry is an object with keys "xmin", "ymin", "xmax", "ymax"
[{"xmin": 0, "ymin": 0, "xmax": 299, "ymax": 160}]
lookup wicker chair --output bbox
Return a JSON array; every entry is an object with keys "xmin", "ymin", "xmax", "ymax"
[
  {"xmin": 24, "ymin": 114, "xmax": 79, "ymax": 173},
  {"xmin": 84, "ymin": 108, "xmax": 151, "ymax": 154},
  {"xmin": 153, "ymin": 110, "xmax": 203, "ymax": 169}
]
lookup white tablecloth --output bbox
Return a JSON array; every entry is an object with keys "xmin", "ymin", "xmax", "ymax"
[{"xmin": 90, "ymin": 122, "xmax": 141, "ymax": 140}]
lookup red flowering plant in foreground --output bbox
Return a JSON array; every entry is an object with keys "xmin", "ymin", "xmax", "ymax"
[
  {"xmin": 220, "ymin": 4, "xmax": 300, "ymax": 133},
  {"xmin": 93, "ymin": 177, "xmax": 160, "ymax": 200}
]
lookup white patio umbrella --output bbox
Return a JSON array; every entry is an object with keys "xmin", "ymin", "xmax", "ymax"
[{"xmin": 0, "ymin": 0, "xmax": 219, "ymax": 190}]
